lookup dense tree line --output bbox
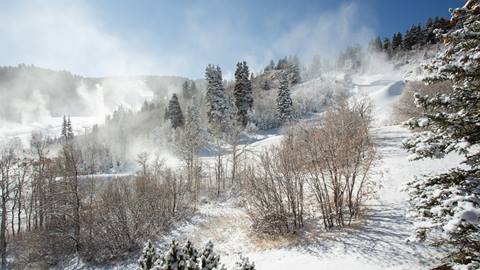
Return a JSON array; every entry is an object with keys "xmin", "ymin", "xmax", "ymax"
[{"xmin": 368, "ymin": 16, "xmax": 450, "ymax": 56}]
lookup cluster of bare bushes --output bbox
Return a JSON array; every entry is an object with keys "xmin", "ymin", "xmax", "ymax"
[
  {"xmin": 394, "ymin": 80, "xmax": 452, "ymax": 123},
  {"xmin": 1, "ymin": 137, "xmax": 193, "ymax": 268},
  {"xmin": 245, "ymin": 99, "xmax": 378, "ymax": 234}
]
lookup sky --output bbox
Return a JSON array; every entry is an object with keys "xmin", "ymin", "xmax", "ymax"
[{"xmin": 0, "ymin": 0, "xmax": 458, "ymax": 79}]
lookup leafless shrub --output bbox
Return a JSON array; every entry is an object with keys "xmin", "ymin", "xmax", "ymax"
[
  {"xmin": 297, "ymin": 98, "xmax": 378, "ymax": 229},
  {"xmin": 246, "ymin": 98, "xmax": 378, "ymax": 234},
  {"xmin": 245, "ymin": 130, "xmax": 305, "ymax": 234}
]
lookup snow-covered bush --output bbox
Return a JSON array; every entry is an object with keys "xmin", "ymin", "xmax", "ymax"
[
  {"xmin": 138, "ymin": 240, "xmax": 254, "ymax": 270},
  {"xmin": 403, "ymin": 1, "xmax": 480, "ymax": 268},
  {"xmin": 234, "ymin": 256, "xmax": 255, "ymax": 270},
  {"xmin": 139, "ymin": 240, "xmax": 158, "ymax": 270}
]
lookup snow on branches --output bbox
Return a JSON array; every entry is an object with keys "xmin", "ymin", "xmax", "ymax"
[{"xmin": 403, "ymin": 1, "xmax": 480, "ymax": 268}]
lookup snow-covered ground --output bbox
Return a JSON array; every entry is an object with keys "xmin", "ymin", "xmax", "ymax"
[
  {"xmin": 59, "ymin": 124, "xmax": 462, "ymax": 270},
  {"xmin": 27, "ymin": 53, "xmax": 462, "ymax": 269}
]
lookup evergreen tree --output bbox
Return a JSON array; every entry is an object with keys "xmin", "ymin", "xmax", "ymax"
[
  {"xmin": 154, "ymin": 240, "xmax": 188, "ymax": 270},
  {"xmin": 182, "ymin": 81, "xmax": 191, "ymax": 100},
  {"xmin": 424, "ymin": 17, "xmax": 437, "ymax": 44},
  {"xmin": 402, "ymin": 25, "xmax": 417, "ymax": 50},
  {"xmin": 189, "ymin": 81, "xmax": 197, "ymax": 98},
  {"xmin": 205, "ymin": 64, "xmax": 231, "ymax": 133},
  {"xmin": 67, "ymin": 116, "xmax": 74, "ymax": 140},
  {"xmin": 382, "ymin": 37, "xmax": 391, "ymax": 56},
  {"xmin": 234, "ymin": 256, "xmax": 255, "ymax": 270},
  {"xmin": 264, "ymin": 60, "xmax": 275, "ymax": 72},
  {"xmin": 276, "ymin": 57, "xmax": 289, "ymax": 70},
  {"xmin": 167, "ymin": 94, "xmax": 185, "ymax": 129},
  {"xmin": 182, "ymin": 240, "xmax": 199, "ymax": 269},
  {"xmin": 138, "ymin": 240, "xmax": 158, "ymax": 270},
  {"xmin": 61, "ymin": 115, "xmax": 67, "ymax": 140},
  {"xmin": 182, "ymin": 80, "xmax": 197, "ymax": 100},
  {"xmin": 276, "ymin": 74, "xmax": 294, "ymax": 124},
  {"xmin": 199, "ymin": 241, "xmax": 225, "ymax": 270},
  {"xmin": 391, "ymin": 32, "xmax": 403, "ymax": 51},
  {"xmin": 288, "ymin": 55, "xmax": 301, "ymax": 85},
  {"xmin": 234, "ymin": 61, "xmax": 254, "ymax": 127},
  {"xmin": 403, "ymin": 1, "xmax": 480, "ymax": 268},
  {"xmin": 368, "ymin": 36, "xmax": 383, "ymax": 51}
]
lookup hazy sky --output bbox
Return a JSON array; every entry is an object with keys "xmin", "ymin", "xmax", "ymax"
[{"xmin": 0, "ymin": 0, "xmax": 456, "ymax": 79}]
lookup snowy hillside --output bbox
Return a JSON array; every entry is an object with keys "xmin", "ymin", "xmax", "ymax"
[{"xmin": 53, "ymin": 55, "xmax": 467, "ymax": 269}]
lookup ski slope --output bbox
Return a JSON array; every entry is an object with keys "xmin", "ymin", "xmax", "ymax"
[{"xmin": 60, "ymin": 64, "xmax": 462, "ymax": 270}]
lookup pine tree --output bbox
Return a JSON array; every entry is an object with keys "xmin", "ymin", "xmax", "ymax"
[
  {"xmin": 189, "ymin": 81, "xmax": 197, "ymax": 99},
  {"xmin": 368, "ymin": 36, "xmax": 383, "ymax": 51},
  {"xmin": 424, "ymin": 17, "xmax": 437, "ymax": 45},
  {"xmin": 61, "ymin": 115, "xmax": 67, "ymax": 140},
  {"xmin": 167, "ymin": 94, "xmax": 185, "ymax": 129},
  {"xmin": 276, "ymin": 74, "xmax": 294, "ymax": 124},
  {"xmin": 67, "ymin": 116, "xmax": 74, "ymax": 140},
  {"xmin": 199, "ymin": 241, "xmax": 225, "ymax": 270},
  {"xmin": 154, "ymin": 240, "xmax": 188, "ymax": 270},
  {"xmin": 182, "ymin": 80, "xmax": 197, "ymax": 100},
  {"xmin": 182, "ymin": 240, "xmax": 199, "ymax": 269},
  {"xmin": 138, "ymin": 240, "xmax": 158, "ymax": 270},
  {"xmin": 182, "ymin": 81, "xmax": 191, "ymax": 100},
  {"xmin": 234, "ymin": 256, "xmax": 255, "ymax": 270},
  {"xmin": 234, "ymin": 61, "xmax": 253, "ymax": 127},
  {"xmin": 391, "ymin": 32, "xmax": 403, "ymax": 51},
  {"xmin": 205, "ymin": 64, "xmax": 231, "ymax": 133},
  {"xmin": 288, "ymin": 55, "xmax": 301, "ymax": 85},
  {"xmin": 402, "ymin": 25, "xmax": 417, "ymax": 50},
  {"xmin": 403, "ymin": 1, "xmax": 480, "ymax": 268},
  {"xmin": 382, "ymin": 37, "xmax": 391, "ymax": 56}
]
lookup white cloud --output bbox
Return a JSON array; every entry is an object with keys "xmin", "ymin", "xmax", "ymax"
[
  {"xmin": 271, "ymin": 2, "xmax": 374, "ymax": 63},
  {"xmin": 0, "ymin": 1, "xmax": 162, "ymax": 77}
]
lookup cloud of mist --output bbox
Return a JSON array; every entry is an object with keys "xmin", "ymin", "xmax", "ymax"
[
  {"xmin": 0, "ymin": 0, "xmax": 380, "ymax": 142},
  {"xmin": 270, "ymin": 2, "xmax": 374, "ymax": 65},
  {"xmin": 0, "ymin": 1, "xmax": 163, "ymax": 77}
]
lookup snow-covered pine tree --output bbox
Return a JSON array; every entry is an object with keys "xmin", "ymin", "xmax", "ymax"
[
  {"xmin": 182, "ymin": 240, "xmax": 199, "ymax": 270},
  {"xmin": 138, "ymin": 240, "xmax": 158, "ymax": 270},
  {"xmin": 288, "ymin": 55, "xmax": 301, "ymax": 85},
  {"xmin": 190, "ymin": 82, "xmax": 197, "ymax": 98},
  {"xmin": 167, "ymin": 93, "xmax": 185, "ymax": 129},
  {"xmin": 234, "ymin": 61, "xmax": 253, "ymax": 127},
  {"xmin": 276, "ymin": 73, "xmax": 294, "ymax": 124},
  {"xmin": 154, "ymin": 240, "xmax": 188, "ymax": 270},
  {"xmin": 182, "ymin": 80, "xmax": 197, "ymax": 100},
  {"xmin": 61, "ymin": 115, "xmax": 67, "ymax": 140},
  {"xmin": 67, "ymin": 116, "xmax": 74, "ymax": 140},
  {"xmin": 182, "ymin": 81, "xmax": 191, "ymax": 100},
  {"xmin": 403, "ymin": 0, "xmax": 480, "ymax": 268},
  {"xmin": 199, "ymin": 241, "xmax": 225, "ymax": 270},
  {"xmin": 182, "ymin": 99, "xmax": 206, "ymax": 151},
  {"xmin": 205, "ymin": 64, "xmax": 231, "ymax": 134},
  {"xmin": 234, "ymin": 256, "xmax": 255, "ymax": 270}
]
